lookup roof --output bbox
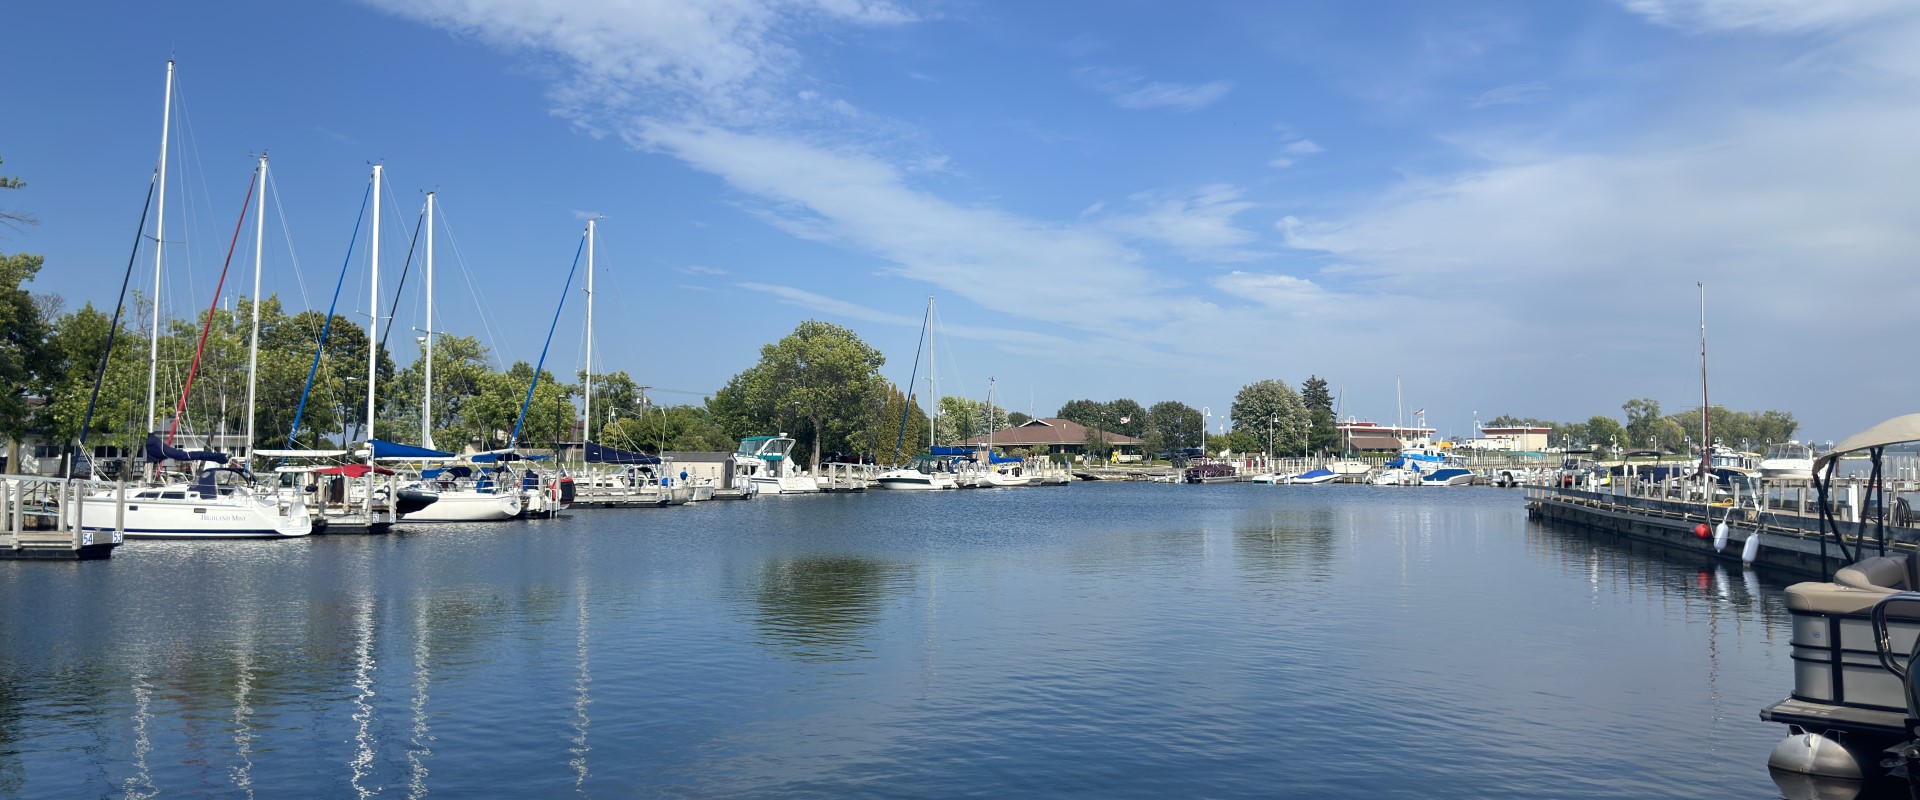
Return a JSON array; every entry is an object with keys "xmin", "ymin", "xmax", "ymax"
[
  {"xmin": 950, "ymin": 417, "xmax": 1143, "ymax": 448},
  {"xmin": 1347, "ymin": 434, "xmax": 1404, "ymax": 451},
  {"xmin": 1817, "ymin": 413, "xmax": 1920, "ymax": 469}
]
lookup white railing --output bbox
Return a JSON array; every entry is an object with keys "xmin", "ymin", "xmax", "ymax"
[{"xmin": 3, "ymin": 473, "xmax": 125, "ymax": 551}]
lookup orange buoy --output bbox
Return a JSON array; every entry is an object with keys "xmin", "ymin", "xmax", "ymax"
[{"xmin": 1694, "ymin": 523, "xmax": 1711, "ymax": 538}]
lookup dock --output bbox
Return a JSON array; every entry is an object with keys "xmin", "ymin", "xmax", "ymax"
[
  {"xmin": 2, "ymin": 474, "xmax": 125, "ymax": 560},
  {"xmin": 1523, "ymin": 477, "xmax": 1916, "ymax": 579}
]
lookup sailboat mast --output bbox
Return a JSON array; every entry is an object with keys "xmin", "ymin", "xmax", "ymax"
[
  {"xmin": 147, "ymin": 60, "xmax": 174, "ymax": 434},
  {"xmin": 584, "ymin": 218, "xmax": 594, "ymax": 446},
  {"xmin": 367, "ymin": 165, "xmax": 381, "ymax": 451},
  {"xmin": 927, "ymin": 296, "xmax": 936, "ymax": 449},
  {"xmin": 1699, "ymin": 281, "xmax": 1710, "ymax": 478},
  {"xmin": 244, "ymin": 154, "xmax": 266, "ymax": 460},
  {"xmin": 422, "ymin": 191, "xmax": 435, "ymax": 449}
]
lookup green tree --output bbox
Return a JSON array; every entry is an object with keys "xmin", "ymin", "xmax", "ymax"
[
  {"xmin": 1584, "ymin": 415, "xmax": 1627, "ymax": 453},
  {"xmin": 1106, "ymin": 398, "xmax": 1147, "ymax": 438},
  {"xmin": 1621, "ymin": 398, "xmax": 1662, "ymax": 449},
  {"xmin": 716, "ymin": 321, "xmax": 887, "ymax": 472},
  {"xmin": 604, "ymin": 404, "xmax": 734, "ymax": 452},
  {"xmin": 1007, "ymin": 411, "xmax": 1032, "ymax": 427},
  {"xmin": 1, "ymin": 158, "xmax": 53, "ymax": 466},
  {"xmin": 1145, "ymin": 400, "xmax": 1201, "ymax": 458},
  {"xmin": 1230, "ymin": 378, "xmax": 1308, "ymax": 456},
  {"xmin": 44, "ymin": 303, "xmax": 143, "ymax": 453},
  {"xmin": 1301, "ymin": 376, "xmax": 1338, "ymax": 453},
  {"xmin": 1056, "ymin": 399, "xmax": 1111, "ymax": 430}
]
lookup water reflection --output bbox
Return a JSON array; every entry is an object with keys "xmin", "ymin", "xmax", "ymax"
[
  {"xmin": 1232, "ymin": 508, "xmax": 1337, "ymax": 589},
  {"xmin": 407, "ymin": 592, "xmax": 433, "ymax": 800},
  {"xmin": 749, "ymin": 557, "xmax": 901, "ymax": 662},
  {"xmin": 569, "ymin": 579, "xmax": 591, "ymax": 791},
  {"xmin": 1524, "ymin": 518, "xmax": 1792, "ymax": 623}
]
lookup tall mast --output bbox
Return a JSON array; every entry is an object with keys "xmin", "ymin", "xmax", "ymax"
[
  {"xmin": 584, "ymin": 218, "xmax": 595, "ymax": 446},
  {"xmin": 367, "ymin": 165, "xmax": 381, "ymax": 451},
  {"xmin": 421, "ymin": 191, "xmax": 435, "ymax": 449},
  {"xmin": 244, "ymin": 153, "xmax": 266, "ymax": 460},
  {"xmin": 1698, "ymin": 281, "xmax": 1710, "ymax": 478},
  {"xmin": 927, "ymin": 296, "xmax": 936, "ymax": 449},
  {"xmin": 147, "ymin": 60, "xmax": 174, "ymax": 434}
]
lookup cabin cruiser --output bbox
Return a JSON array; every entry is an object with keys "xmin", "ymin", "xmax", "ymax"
[
  {"xmin": 1327, "ymin": 460, "xmax": 1374, "ymax": 483},
  {"xmin": 876, "ymin": 450, "xmax": 963, "ymax": 490},
  {"xmin": 1419, "ymin": 455, "xmax": 1474, "ymax": 486},
  {"xmin": 1758, "ymin": 441, "xmax": 1815, "ymax": 482},
  {"xmin": 738, "ymin": 435, "xmax": 820, "ymax": 494},
  {"xmin": 1760, "ymin": 413, "xmax": 1920, "ymax": 793}
]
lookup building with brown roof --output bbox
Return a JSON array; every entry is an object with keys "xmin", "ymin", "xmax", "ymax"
[{"xmin": 951, "ymin": 418, "xmax": 1144, "ymax": 459}]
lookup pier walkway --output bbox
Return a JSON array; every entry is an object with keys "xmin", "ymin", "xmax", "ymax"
[{"xmin": 2, "ymin": 474, "xmax": 125, "ymax": 560}]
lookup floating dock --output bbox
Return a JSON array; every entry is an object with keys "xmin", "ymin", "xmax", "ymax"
[{"xmin": 2, "ymin": 474, "xmax": 125, "ymax": 560}]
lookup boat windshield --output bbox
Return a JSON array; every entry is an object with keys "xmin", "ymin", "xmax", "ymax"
[
  {"xmin": 1765, "ymin": 442, "xmax": 1812, "ymax": 460},
  {"xmin": 737, "ymin": 437, "xmax": 795, "ymax": 459}
]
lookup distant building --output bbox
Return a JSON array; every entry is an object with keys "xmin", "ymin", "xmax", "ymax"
[
  {"xmin": 1471, "ymin": 426, "xmax": 1551, "ymax": 452},
  {"xmin": 1334, "ymin": 420, "xmax": 1435, "ymax": 452},
  {"xmin": 951, "ymin": 417, "xmax": 1144, "ymax": 461}
]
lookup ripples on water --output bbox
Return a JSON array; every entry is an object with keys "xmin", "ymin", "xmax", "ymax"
[{"xmin": 0, "ymin": 485, "xmax": 1804, "ymax": 798}]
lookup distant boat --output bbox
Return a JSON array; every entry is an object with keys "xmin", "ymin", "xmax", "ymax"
[
  {"xmin": 739, "ymin": 435, "xmax": 823, "ymax": 494},
  {"xmin": 1289, "ymin": 468, "xmax": 1337, "ymax": 485},
  {"xmin": 1327, "ymin": 460, "xmax": 1373, "ymax": 482},
  {"xmin": 876, "ymin": 296, "xmax": 958, "ymax": 491},
  {"xmin": 1419, "ymin": 464, "xmax": 1474, "ymax": 486},
  {"xmin": 1757, "ymin": 441, "xmax": 1814, "ymax": 481}
]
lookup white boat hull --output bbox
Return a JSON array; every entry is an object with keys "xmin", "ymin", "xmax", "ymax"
[
  {"xmin": 875, "ymin": 470, "xmax": 956, "ymax": 490},
  {"xmin": 81, "ymin": 491, "xmax": 311, "ymax": 538},
  {"xmin": 1758, "ymin": 460, "xmax": 1814, "ymax": 482},
  {"xmin": 402, "ymin": 489, "xmax": 522, "ymax": 522},
  {"xmin": 751, "ymin": 476, "xmax": 820, "ymax": 495}
]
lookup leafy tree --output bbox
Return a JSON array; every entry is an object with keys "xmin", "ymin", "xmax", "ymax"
[
  {"xmin": 603, "ymin": 404, "xmax": 734, "ymax": 452},
  {"xmin": 713, "ymin": 320, "xmax": 887, "ymax": 472},
  {"xmin": 1300, "ymin": 376, "xmax": 1337, "ymax": 453},
  {"xmin": 1621, "ymin": 398, "xmax": 1663, "ymax": 449},
  {"xmin": 1007, "ymin": 411, "xmax": 1031, "ymax": 427},
  {"xmin": 867, "ymin": 382, "xmax": 928, "ymax": 464},
  {"xmin": 936, "ymin": 395, "xmax": 1008, "ymax": 444},
  {"xmin": 1056, "ymin": 399, "xmax": 1111, "ymax": 431},
  {"xmin": 44, "ymin": 303, "xmax": 143, "ymax": 452},
  {"xmin": 1584, "ymin": 415, "xmax": 1627, "ymax": 452},
  {"xmin": 1230, "ymin": 378, "xmax": 1308, "ymax": 456},
  {"xmin": 1, "ymin": 159, "xmax": 53, "ymax": 466},
  {"xmin": 1107, "ymin": 398, "xmax": 1147, "ymax": 438},
  {"xmin": 1145, "ymin": 400, "xmax": 1201, "ymax": 458}
]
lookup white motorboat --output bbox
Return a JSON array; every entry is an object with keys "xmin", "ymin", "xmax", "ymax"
[
  {"xmin": 1419, "ymin": 465, "xmax": 1474, "ymax": 486},
  {"xmin": 1289, "ymin": 468, "xmax": 1338, "ymax": 485},
  {"xmin": 1757, "ymin": 441, "xmax": 1814, "ymax": 482},
  {"xmin": 1327, "ymin": 460, "xmax": 1374, "ymax": 482},
  {"xmin": 737, "ymin": 435, "xmax": 820, "ymax": 494}
]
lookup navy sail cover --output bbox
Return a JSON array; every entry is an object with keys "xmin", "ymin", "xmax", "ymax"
[
  {"xmin": 369, "ymin": 439, "xmax": 456, "ymax": 460},
  {"xmin": 145, "ymin": 432, "xmax": 229, "ymax": 464},
  {"xmin": 584, "ymin": 441, "xmax": 660, "ymax": 465}
]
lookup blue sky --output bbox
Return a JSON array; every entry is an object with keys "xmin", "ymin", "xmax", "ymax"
[{"xmin": 6, "ymin": 0, "xmax": 1917, "ymax": 442}]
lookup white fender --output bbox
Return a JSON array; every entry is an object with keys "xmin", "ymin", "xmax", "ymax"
[
  {"xmin": 1742, "ymin": 531, "xmax": 1762, "ymax": 565},
  {"xmin": 1713, "ymin": 521, "xmax": 1729, "ymax": 552}
]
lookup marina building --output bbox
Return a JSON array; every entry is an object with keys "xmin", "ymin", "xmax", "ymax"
[{"xmin": 950, "ymin": 417, "xmax": 1145, "ymax": 461}]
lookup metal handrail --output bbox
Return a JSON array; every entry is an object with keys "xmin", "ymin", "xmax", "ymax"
[{"xmin": 1870, "ymin": 592, "xmax": 1920, "ymax": 679}]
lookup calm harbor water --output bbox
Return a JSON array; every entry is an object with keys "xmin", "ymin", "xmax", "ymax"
[{"xmin": 2, "ymin": 484, "xmax": 1803, "ymax": 798}]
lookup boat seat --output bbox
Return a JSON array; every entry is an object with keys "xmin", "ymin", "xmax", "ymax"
[
  {"xmin": 1837, "ymin": 556, "xmax": 1911, "ymax": 592},
  {"xmin": 1786, "ymin": 556, "xmax": 1914, "ymax": 614}
]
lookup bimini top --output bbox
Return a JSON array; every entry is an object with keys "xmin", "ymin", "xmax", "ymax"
[
  {"xmin": 145, "ymin": 432, "xmax": 229, "ymax": 464},
  {"xmin": 1815, "ymin": 413, "xmax": 1920, "ymax": 470},
  {"xmin": 314, "ymin": 464, "xmax": 395, "ymax": 477},
  {"xmin": 471, "ymin": 450, "xmax": 549, "ymax": 464}
]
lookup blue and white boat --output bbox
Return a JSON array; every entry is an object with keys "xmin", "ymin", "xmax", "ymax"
[
  {"xmin": 1419, "ymin": 457, "xmax": 1475, "ymax": 486},
  {"xmin": 1289, "ymin": 467, "xmax": 1337, "ymax": 485}
]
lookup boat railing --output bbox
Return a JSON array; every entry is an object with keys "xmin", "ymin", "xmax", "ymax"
[
  {"xmin": 3, "ymin": 473, "xmax": 126, "ymax": 551},
  {"xmin": 1870, "ymin": 592, "xmax": 1920, "ymax": 682}
]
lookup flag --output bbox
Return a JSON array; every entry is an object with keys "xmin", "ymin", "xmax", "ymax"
[
  {"xmin": 1414, "ymin": 408, "xmax": 1425, "ymax": 415},
  {"xmin": 1118, "ymin": 416, "xmax": 1131, "ymax": 425}
]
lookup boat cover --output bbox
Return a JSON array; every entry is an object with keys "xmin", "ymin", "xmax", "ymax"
[
  {"xmin": 1816, "ymin": 413, "xmax": 1920, "ymax": 469},
  {"xmin": 369, "ymin": 439, "xmax": 456, "ymax": 460},
  {"xmin": 423, "ymin": 465, "xmax": 474, "ymax": 480},
  {"xmin": 929, "ymin": 446, "xmax": 973, "ymax": 457},
  {"xmin": 314, "ymin": 464, "xmax": 394, "ymax": 477},
  {"xmin": 146, "ymin": 432, "xmax": 229, "ymax": 464},
  {"xmin": 584, "ymin": 441, "xmax": 661, "ymax": 465},
  {"xmin": 988, "ymin": 454, "xmax": 1023, "ymax": 464}
]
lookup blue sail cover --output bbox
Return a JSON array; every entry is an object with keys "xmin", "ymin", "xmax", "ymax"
[
  {"xmin": 584, "ymin": 441, "xmax": 660, "ymax": 465},
  {"xmin": 989, "ymin": 454, "xmax": 1023, "ymax": 464},
  {"xmin": 929, "ymin": 446, "xmax": 973, "ymax": 457},
  {"xmin": 145, "ymin": 432, "xmax": 229, "ymax": 464},
  {"xmin": 369, "ymin": 439, "xmax": 455, "ymax": 460},
  {"xmin": 470, "ymin": 451, "xmax": 549, "ymax": 464}
]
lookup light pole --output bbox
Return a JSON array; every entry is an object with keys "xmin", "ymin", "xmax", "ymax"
[
  {"xmin": 1201, "ymin": 407, "xmax": 1211, "ymax": 457},
  {"xmin": 1268, "ymin": 415, "xmax": 1275, "ymax": 466}
]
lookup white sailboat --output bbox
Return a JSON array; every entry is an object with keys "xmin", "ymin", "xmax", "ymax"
[
  {"xmin": 976, "ymin": 378, "xmax": 1028, "ymax": 488},
  {"xmin": 876, "ymin": 297, "xmax": 958, "ymax": 490},
  {"xmin": 80, "ymin": 89, "xmax": 310, "ymax": 539},
  {"xmin": 398, "ymin": 191, "xmax": 522, "ymax": 522}
]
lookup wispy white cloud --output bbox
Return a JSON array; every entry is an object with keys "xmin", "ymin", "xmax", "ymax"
[
  {"xmin": 1103, "ymin": 185, "xmax": 1265, "ymax": 261},
  {"xmin": 1617, "ymin": 0, "xmax": 1908, "ymax": 32},
  {"xmin": 1470, "ymin": 82, "xmax": 1549, "ymax": 108},
  {"xmin": 678, "ymin": 264, "xmax": 730, "ymax": 276},
  {"xmin": 1267, "ymin": 138, "xmax": 1324, "ymax": 168},
  {"xmin": 1074, "ymin": 67, "xmax": 1233, "ymax": 112}
]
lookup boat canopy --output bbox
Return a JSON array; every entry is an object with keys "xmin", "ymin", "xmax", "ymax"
[
  {"xmin": 470, "ymin": 451, "xmax": 549, "ymax": 464},
  {"xmin": 315, "ymin": 464, "xmax": 394, "ymax": 477},
  {"xmin": 369, "ymin": 439, "xmax": 456, "ymax": 460},
  {"xmin": 1815, "ymin": 413, "xmax": 1920, "ymax": 470},
  {"xmin": 584, "ymin": 441, "xmax": 661, "ymax": 465},
  {"xmin": 988, "ymin": 454, "xmax": 1023, "ymax": 464},
  {"xmin": 423, "ymin": 465, "xmax": 476, "ymax": 479},
  {"xmin": 929, "ymin": 446, "xmax": 973, "ymax": 457},
  {"xmin": 145, "ymin": 432, "xmax": 230, "ymax": 464}
]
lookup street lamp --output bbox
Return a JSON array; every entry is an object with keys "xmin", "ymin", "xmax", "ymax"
[
  {"xmin": 1268, "ymin": 415, "xmax": 1276, "ymax": 464},
  {"xmin": 1201, "ymin": 407, "xmax": 1211, "ymax": 457}
]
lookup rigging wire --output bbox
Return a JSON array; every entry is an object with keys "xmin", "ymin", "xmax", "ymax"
[{"xmin": 432, "ymin": 199, "xmax": 516, "ymax": 369}]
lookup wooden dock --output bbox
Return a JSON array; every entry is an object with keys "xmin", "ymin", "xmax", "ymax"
[{"xmin": 2, "ymin": 474, "xmax": 125, "ymax": 560}]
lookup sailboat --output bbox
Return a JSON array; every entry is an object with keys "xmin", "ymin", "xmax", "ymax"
[
  {"xmin": 396, "ymin": 191, "xmax": 522, "ymax": 522},
  {"xmin": 79, "ymin": 74, "xmax": 310, "ymax": 538},
  {"xmin": 975, "ymin": 378, "xmax": 1028, "ymax": 488},
  {"xmin": 876, "ymin": 297, "xmax": 959, "ymax": 490}
]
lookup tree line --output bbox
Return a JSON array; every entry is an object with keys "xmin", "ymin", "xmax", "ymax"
[{"xmin": 1488, "ymin": 397, "xmax": 1798, "ymax": 453}]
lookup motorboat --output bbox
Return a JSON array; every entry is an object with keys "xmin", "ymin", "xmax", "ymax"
[
  {"xmin": 1759, "ymin": 413, "xmax": 1920, "ymax": 792},
  {"xmin": 1289, "ymin": 468, "xmax": 1337, "ymax": 485},
  {"xmin": 1371, "ymin": 467, "xmax": 1417, "ymax": 486},
  {"xmin": 738, "ymin": 435, "xmax": 820, "ymax": 494},
  {"xmin": 1183, "ymin": 458, "xmax": 1237, "ymax": 483},
  {"xmin": 1327, "ymin": 460, "xmax": 1373, "ymax": 482},
  {"xmin": 1757, "ymin": 441, "xmax": 1815, "ymax": 482},
  {"xmin": 1418, "ymin": 464, "xmax": 1474, "ymax": 486}
]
